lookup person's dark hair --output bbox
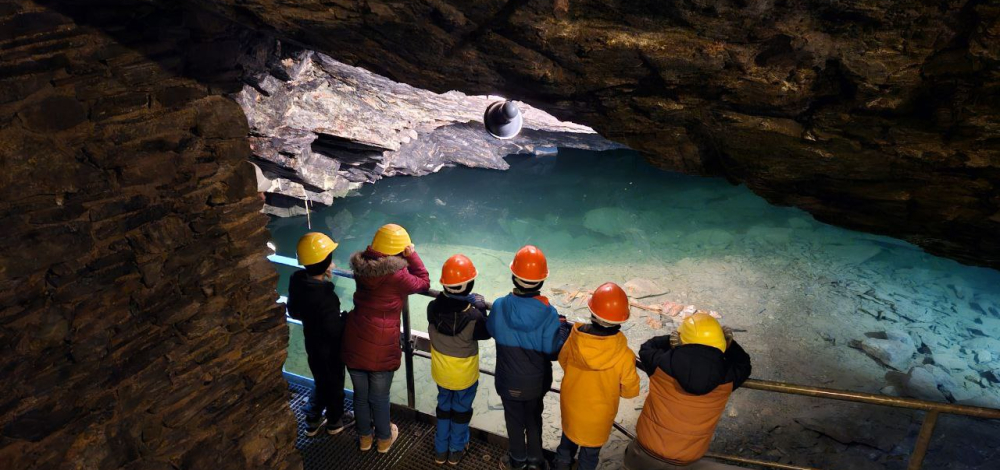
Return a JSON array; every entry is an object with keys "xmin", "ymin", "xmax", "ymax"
[{"xmin": 304, "ymin": 253, "xmax": 333, "ymax": 276}]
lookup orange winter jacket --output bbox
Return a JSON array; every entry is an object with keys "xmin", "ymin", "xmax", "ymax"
[
  {"xmin": 558, "ymin": 323, "xmax": 641, "ymax": 447},
  {"xmin": 635, "ymin": 336, "xmax": 752, "ymax": 465}
]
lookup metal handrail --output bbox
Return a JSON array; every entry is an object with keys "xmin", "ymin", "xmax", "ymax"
[{"xmin": 270, "ymin": 254, "xmax": 1000, "ymax": 470}]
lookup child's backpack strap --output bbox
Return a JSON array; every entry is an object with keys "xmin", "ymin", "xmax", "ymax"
[{"xmin": 533, "ymin": 295, "xmax": 550, "ymax": 306}]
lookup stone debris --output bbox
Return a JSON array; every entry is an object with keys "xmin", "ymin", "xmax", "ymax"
[
  {"xmin": 623, "ymin": 278, "xmax": 669, "ymax": 299},
  {"xmin": 662, "ymin": 301, "xmax": 685, "ymax": 317},
  {"xmin": 933, "ymin": 351, "xmax": 971, "ymax": 371},
  {"xmin": 880, "ymin": 385, "xmax": 901, "ymax": 396},
  {"xmin": 964, "ymin": 337, "xmax": 1000, "ymax": 356},
  {"xmin": 679, "ymin": 305, "xmax": 697, "ymax": 318},
  {"xmin": 949, "ymin": 383, "xmax": 982, "ymax": 403},
  {"xmin": 549, "ymin": 284, "xmax": 720, "ymax": 328},
  {"xmin": 860, "ymin": 330, "xmax": 916, "ymax": 371},
  {"xmin": 896, "ymin": 365, "xmax": 948, "ymax": 401},
  {"xmin": 977, "ymin": 350, "xmax": 993, "ymax": 364}
]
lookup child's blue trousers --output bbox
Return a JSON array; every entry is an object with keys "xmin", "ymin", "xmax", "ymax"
[{"xmin": 435, "ymin": 382, "xmax": 478, "ymax": 453}]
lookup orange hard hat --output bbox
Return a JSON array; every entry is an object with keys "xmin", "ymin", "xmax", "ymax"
[
  {"xmin": 440, "ymin": 254, "xmax": 478, "ymax": 286},
  {"xmin": 588, "ymin": 282, "xmax": 631, "ymax": 324},
  {"xmin": 510, "ymin": 245, "xmax": 548, "ymax": 282}
]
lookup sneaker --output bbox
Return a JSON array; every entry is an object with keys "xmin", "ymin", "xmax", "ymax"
[
  {"xmin": 304, "ymin": 416, "xmax": 327, "ymax": 437},
  {"xmin": 552, "ymin": 459, "xmax": 572, "ymax": 470},
  {"xmin": 359, "ymin": 434, "xmax": 374, "ymax": 452},
  {"xmin": 435, "ymin": 452, "xmax": 449, "ymax": 465},
  {"xmin": 376, "ymin": 423, "xmax": 399, "ymax": 453},
  {"xmin": 500, "ymin": 454, "xmax": 528, "ymax": 470},
  {"xmin": 526, "ymin": 459, "xmax": 549, "ymax": 470},
  {"xmin": 447, "ymin": 449, "xmax": 466, "ymax": 466},
  {"xmin": 327, "ymin": 411, "xmax": 356, "ymax": 436}
]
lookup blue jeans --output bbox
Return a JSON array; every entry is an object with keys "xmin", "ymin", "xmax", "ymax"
[
  {"xmin": 555, "ymin": 433, "xmax": 601, "ymax": 470},
  {"xmin": 348, "ymin": 369, "xmax": 394, "ymax": 440},
  {"xmin": 434, "ymin": 382, "xmax": 478, "ymax": 453}
]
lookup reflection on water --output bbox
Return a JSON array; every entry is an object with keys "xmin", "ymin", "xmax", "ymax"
[{"xmin": 268, "ymin": 148, "xmax": 1000, "ymax": 468}]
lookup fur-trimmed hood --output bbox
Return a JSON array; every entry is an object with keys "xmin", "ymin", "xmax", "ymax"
[{"xmin": 350, "ymin": 250, "xmax": 408, "ymax": 278}]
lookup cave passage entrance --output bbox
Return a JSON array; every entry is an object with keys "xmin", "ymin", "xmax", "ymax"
[{"xmin": 266, "ymin": 147, "xmax": 1000, "ymax": 464}]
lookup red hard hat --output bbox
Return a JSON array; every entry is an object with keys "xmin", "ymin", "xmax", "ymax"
[
  {"xmin": 509, "ymin": 245, "xmax": 548, "ymax": 282},
  {"xmin": 588, "ymin": 282, "xmax": 630, "ymax": 324},
  {"xmin": 440, "ymin": 254, "xmax": 478, "ymax": 286}
]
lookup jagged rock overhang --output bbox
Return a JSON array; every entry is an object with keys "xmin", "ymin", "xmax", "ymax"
[{"xmin": 235, "ymin": 43, "xmax": 622, "ymax": 216}]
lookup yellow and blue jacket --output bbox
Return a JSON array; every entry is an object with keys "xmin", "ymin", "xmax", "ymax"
[{"xmin": 426, "ymin": 293, "xmax": 491, "ymax": 391}]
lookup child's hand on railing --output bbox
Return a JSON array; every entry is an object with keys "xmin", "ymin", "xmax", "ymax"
[{"xmin": 471, "ymin": 293, "xmax": 487, "ymax": 310}]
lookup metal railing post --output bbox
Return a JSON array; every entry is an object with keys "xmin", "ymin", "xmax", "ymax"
[
  {"xmin": 402, "ymin": 297, "xmax": 416, "ymax": 409},
  {"xmin": 907, "ymin": 410, "xmax": 939, "ymax": 470}
]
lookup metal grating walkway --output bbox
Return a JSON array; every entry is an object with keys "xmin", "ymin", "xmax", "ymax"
[{"xmin": 289, "ymin": 382, "xmax": 510, "ymax": 469}]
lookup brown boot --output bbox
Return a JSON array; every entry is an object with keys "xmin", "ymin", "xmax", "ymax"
[
  {"xmin": 359, "ymin": 434, "xmax": 374, "ymax": 452},
  {"xmin": 376, "ymin": 423, "xmax": 399, "ymax": 453}
]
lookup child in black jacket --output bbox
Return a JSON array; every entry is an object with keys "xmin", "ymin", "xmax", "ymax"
[{"xmin": 287, "ymin": 232, "xmax": 355, "ymax": 437}]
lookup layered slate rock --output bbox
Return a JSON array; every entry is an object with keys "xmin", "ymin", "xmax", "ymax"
[
  {"xmin": 0, "ymin": 1, "xmax": 297, "ymax": 468},
  {"xmin": 235, "ymin": 46, "xmax": 618, "ymax": 213},
  {"xmin": 191, "ymin": 0, "xmax": 1000, "ymax": 268}
]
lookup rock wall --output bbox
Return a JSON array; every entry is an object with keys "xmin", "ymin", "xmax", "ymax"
[
  {"xmin": 236, "ymin": 45, "xmax": 620, "ymax": 216},
  {"xmin": 191, "ymin": 0, "xmax": 1000, "ymax": 269},
  {"xmin": 0, "ymin": 1, "xmax": 297, "ymax": 468}
]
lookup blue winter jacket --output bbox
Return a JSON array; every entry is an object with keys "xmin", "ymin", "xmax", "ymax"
[{"xmin": 487, "ymin": 293, "xmax": 567, "ymax": 400}]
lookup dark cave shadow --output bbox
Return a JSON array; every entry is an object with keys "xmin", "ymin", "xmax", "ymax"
[{"xmin": 25, "ymin": 0, "xmax": 271, "ymax": 93}]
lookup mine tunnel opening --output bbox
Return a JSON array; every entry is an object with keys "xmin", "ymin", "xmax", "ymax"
[{"xmin": 262, "ymin": 146, "xmax": 1000, "ymax": 468}]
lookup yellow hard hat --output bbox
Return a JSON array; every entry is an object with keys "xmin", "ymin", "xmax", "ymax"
[
  {"xmin": 296, "ymin": 232, "xmax": 338, "ymax": 266},
  {"xmin": 371, "ymin": 223, "xmax": 411, "ymax": 255},
  {"xmin": 679, "ymin": 312, "xmax": 727, "ymax": 352}
]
